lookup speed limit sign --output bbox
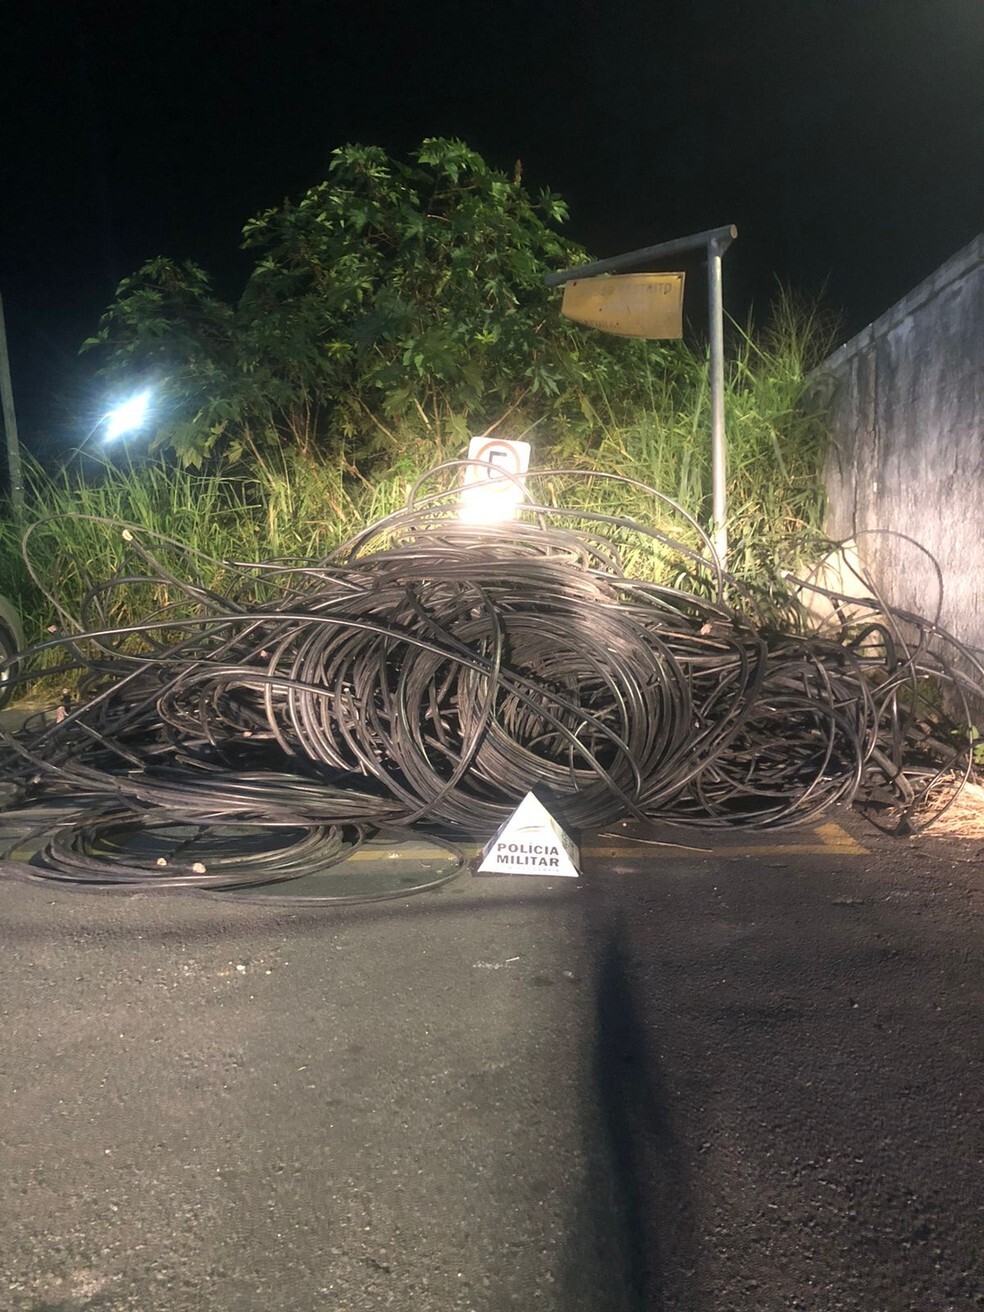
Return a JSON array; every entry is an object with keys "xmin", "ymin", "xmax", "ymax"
[
  {"xmin": 464, "ymin": 437, "xmax": 531, "ymax": 480},
  {"xmin": 460, "ymin": 437, "xmax": 531, "ymax": 521}
]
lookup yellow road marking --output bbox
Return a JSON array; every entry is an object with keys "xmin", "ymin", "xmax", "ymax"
[
  {"xmin": 325, "ymin": 846, "xmax": 466, "ymax": 866},
  {"xmin": 813, "ymin": 821, "xmax": 869, "ymax": 854},
  {"xmin": 583, "ymin": 820, "xmax": 867, "ymax": 859},
  {"xmin": 341, "ymin": 820, "xmax": 868, "ymax": 865},
  {"xmin": 1, "ymin": 822, "xmax": 867, "ymax": 874}
]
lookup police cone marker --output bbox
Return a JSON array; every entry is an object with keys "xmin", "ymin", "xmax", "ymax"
[{"xmin": 476, "ymin": 792, "xmax": 580, "ymax": 878}]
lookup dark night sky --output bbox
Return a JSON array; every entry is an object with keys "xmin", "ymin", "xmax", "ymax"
[{"xmin": 2, "ymin": 0, "xmax": 983, "ymax": 446}]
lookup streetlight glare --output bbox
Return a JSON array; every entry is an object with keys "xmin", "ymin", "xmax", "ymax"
[{"xmin": 103, "ymin": 389, "xmax": 151, "ymax": 441}]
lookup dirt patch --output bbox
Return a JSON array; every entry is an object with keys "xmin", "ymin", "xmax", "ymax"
[{"xmin": 928, "ymin": 780, "xmax": 984, "ymax": 838}]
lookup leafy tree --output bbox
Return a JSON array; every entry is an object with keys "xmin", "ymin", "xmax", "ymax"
[{"xmin": 84, "ymin": 138, "xmax": 659, "ymax": 467}]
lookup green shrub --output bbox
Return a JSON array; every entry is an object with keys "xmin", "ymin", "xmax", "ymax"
[{"xmin": 83, "ymin": 138, "xmax": 659, "ymax": 468}]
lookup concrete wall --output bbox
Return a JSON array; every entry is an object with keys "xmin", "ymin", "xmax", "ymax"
[{"xmin": 816, "ymin": 233, "xmax": 984, "ymax": 653}]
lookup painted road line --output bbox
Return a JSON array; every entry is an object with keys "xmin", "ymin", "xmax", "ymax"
[
  {"xmin": 0, "ymin": 823, "xmax": 868, "ymax": 869},
  {"xmin": 337, "ymin": 821, "xmax": 868, "ymax": 865},
  {"xmin": 583, "ymin": 821, "xmax": 868, "ymax": 859}
]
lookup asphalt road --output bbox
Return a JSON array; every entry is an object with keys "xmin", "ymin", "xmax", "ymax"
[{"xmin": 1, "ymin": 810, "xmax": 982, "ymax": 1312}]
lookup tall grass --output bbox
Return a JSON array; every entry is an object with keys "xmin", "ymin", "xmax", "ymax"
[
  {"xmin": 0, "ymin": 294, "xmax": 837, "ymax": 662},
  {"xmin": 536, "ymin": 290, "xmax": 837, "ymax": 584},
  {"xmin": 0, "ymin": 453, "xmax": 360, "ymax": 637}
]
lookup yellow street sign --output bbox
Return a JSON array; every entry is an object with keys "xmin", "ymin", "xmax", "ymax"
[{"xmin": 561, "ymin": 272, "xmax": 685, "ymax": 339}]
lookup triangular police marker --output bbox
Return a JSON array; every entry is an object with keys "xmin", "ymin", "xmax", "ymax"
[{"xmin": 476, "ymin": 792, "xmax": 580, "ymax": 878}]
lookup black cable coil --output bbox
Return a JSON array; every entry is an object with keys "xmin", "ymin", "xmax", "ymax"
[{"xmin": 0, "ymin": 465, "xmax": 980, "ymax": 890}]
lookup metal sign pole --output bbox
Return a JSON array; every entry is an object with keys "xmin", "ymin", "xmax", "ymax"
[
  {"xmin": 707, "ymin": 235, "xmax": 728, "ymax": 565},
  {"xmin": 0, "ymin": 294, "xmax": 25, "ymax": 520},
  {"xmin": 546, "ymin": 224, "xmax": 736, "ymax": 569}
]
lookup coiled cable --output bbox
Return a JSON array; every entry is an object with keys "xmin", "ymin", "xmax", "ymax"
[{"xmin": 0, "ymin": 467, "xmax": 979, "ymax": 890}]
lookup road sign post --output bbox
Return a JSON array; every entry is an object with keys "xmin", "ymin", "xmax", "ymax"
[{"xmin": 546, "ymin": 224, "xmax": 737, "ymax": 568}]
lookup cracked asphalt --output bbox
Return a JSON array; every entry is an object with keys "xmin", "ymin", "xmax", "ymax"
[{"xmin": 1, "ymin": 807, "xmax": 983, "ymax": 1311}]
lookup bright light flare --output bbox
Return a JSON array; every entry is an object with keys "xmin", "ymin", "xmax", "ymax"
[
  {"xmin": 458, "ymin": 437, "xmax": 531, "ymax": 524},
  {"xmin": 103, "ymin": 390, "xmax": 151, "ymax": 441},
  {"xmin": 458, "ymin": 479, "xmax": 526, "ymax": 524}
]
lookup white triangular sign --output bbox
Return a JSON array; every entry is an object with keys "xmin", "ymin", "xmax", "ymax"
[{"xmin": 476, "ymin": 792, "xmax": 580, "ymax": 877}]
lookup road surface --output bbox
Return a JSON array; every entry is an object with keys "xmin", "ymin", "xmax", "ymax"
[{"xmin": 1, "ymin": 809, "xmax": 982, "ymax": 1311}]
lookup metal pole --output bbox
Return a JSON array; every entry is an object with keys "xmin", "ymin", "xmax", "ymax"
[
  {"xmin": 545, "ymin": 225, "xmax": 737, "ymax": 285},
  {"xmin": 707, "ymin": 237, "xmax": 727, "ymax": 567},
  {"xmin": 546, "ymin": 224, "xmax": 736, "ymax": 567},
  {"xmin": 0, "ymin": 294, "xmax": 25, "ymax": 520}
]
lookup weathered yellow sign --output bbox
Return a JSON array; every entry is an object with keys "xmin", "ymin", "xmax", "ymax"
[{"xmin": 561, "ymin": 272, "xmax": 685, "ymax": 339}]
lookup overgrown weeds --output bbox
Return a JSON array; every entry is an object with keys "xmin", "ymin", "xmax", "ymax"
[{"xmin": 0, "ymin": 295, "xmax": 836, "ymax": 686}]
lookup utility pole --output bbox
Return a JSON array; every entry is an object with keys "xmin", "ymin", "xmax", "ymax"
[{"xmin": 0, "ymin": 294, "xmax": 25, "ymax": 520}]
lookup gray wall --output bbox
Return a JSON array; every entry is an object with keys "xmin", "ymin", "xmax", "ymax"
[{"xmin": 817, "ymin": 233, "xmax": 984, "ymax": 653}]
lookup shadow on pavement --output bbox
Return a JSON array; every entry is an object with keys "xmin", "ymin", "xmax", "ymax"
[{"xmin": 571, "ymin": 912, "xmax": 700, "ymax": 1311}]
